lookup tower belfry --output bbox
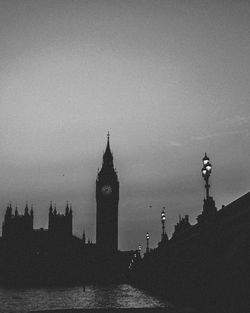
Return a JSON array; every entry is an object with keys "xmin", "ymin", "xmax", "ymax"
[{"xmin": 96, "ymin": 133, "xmax": 119, "ymax": 252}]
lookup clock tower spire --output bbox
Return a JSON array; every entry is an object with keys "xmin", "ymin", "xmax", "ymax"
[
  {"xmin": 96, "ymin": 133, "xmax": 119, "ymax": 252},
  {"xmin": 102, "ymin": 131, "xmax": 113, "ymax": 168}
]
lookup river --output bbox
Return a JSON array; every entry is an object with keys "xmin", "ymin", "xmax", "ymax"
[{"xmin": 0, "ymin": 284, "xmax": 173, "ymax": 313}]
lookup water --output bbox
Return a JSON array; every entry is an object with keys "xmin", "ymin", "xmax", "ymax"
[{"xmin": 0, "ymin": 284, "xmax": 172, "ymax": 313}]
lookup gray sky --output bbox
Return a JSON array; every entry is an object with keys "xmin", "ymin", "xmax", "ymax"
[{"xmin": 0, "ymin": 0, "xmax": 250, "ymax": 251}]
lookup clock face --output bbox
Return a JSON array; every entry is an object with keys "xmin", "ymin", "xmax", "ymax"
[{"xmin": 101, "ymin": 185, "xmax": 112, "ymax": 195}]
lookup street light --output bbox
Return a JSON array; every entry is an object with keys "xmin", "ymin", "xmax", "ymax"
[
  {"xmin": 161, "ymin": 207, "xmax": 166, "ymax": 240},
  {"xmin": 201, "ymin": 153, "xmax": 212, "ymax": 199},
  {"xmin": 146, "ymin": 232, "xmax": 150, "ymax": 254},
  {"xmin": 203, "ymin": 153, "xmax": 209, "ymax": 165},
  {"xmin": 137, "ymin": 245, "xmax": 142, "ymax": 258}
]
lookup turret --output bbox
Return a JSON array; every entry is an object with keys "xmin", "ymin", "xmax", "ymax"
[
  {"xmin": 82, "ymin": 228, "xmax": 86, "ymax": 245},
  {"xmin": 53, "ymin": 204, "xmax": 57, "ymax": 215},
  {"xmin": 30, "ymin": 204, "xmax": 34, "ymax": 217},
  {"xmin": 49, "ymin": 201, "xmax": 53, "ymax": 214},
  {"xmin": 24, "ymin": 202, "xmax": 29, "ymax": 216},
  {"xmin": 5, "ymin": 203, "xmax": 12, "ymax": 218},
  {"xmin": 65, "ymin": 201, "xmax": 69, "ymax": 215}
]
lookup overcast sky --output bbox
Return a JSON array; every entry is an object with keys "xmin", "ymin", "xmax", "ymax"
[{"xmin": 0, "ymin": 0, "xmax": 250, "ymax": 251}]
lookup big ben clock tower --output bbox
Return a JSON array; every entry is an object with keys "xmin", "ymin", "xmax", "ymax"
[{"xmin": 96, "ymin": 133, "xmax": 119, "ymax": 252}]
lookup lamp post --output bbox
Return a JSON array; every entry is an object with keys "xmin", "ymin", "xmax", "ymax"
[
  {"xmin": 137, "ymin": 244, "xmax": 141, "ymax": 258},
  {"xmin": 201, "ymin": 153, "xmax": 212, "ymax": 199},
  {"xmin": 161, "ymin": 207, "xmax": 166, "ymax": 240},
  {"xmin": 146, "ymin": 232, "xmax": 150, "ymax": 254}
]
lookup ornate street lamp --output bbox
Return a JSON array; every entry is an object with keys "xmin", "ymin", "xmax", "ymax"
[
  {"xmin": 201, "ymin": 153, "xmax": 212, "ymax": 199},
  {"xmin": 146, "ymin": 232, "xmax": 150, "ymax": 254},
  {"xmin": 161, "ymin": 207, "xmax": 166, "ymax": 240}
]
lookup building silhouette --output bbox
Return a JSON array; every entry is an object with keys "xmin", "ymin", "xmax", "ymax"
[
  {"xmin": 129, "ymin": 155, "xmax": 250, "ymax": 312},
  {"xmin": 3, "ymin": 137, "xmax": 249, "ymax": 312},
  {"xmin": 0, "ymin": 134, "xmax": 134, "ymax": 286},
  {"xmin": 2, "ymin": 201, "xmax": 73, "ymax": 242},
  {"xmin": 1, "ymin": 134, "xmax": 119, "ymax": 250},
  {"xmin": 48, "ymin": 201, "xmax": 72, "ymax": 239},
  {"xmin": 2, "ymin": 203, "xmax": 33, "ymax": 240},
  {"xmin": 96, "ymin": 133, "xmax": 119, "ymax": 252}
]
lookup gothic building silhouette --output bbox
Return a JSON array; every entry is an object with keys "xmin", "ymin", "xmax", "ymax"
[
  {"xmin": 2, "ymin": 203, "xmax": 33, "ymax": 240},
  {"xmin": 0, "ymin": 134, "xmax": 128, "ymax": 286},
  {"xmin": 48, "ymin": 201, "xmax": 72, "ymax": 238},
  {"xmin": 0, "ymin": 135, "xmax": 249, "ymax": 311},
  {"xmin": 2, "ymin": 202, "xmax": 73, "ymax": 242},
  {"xmin": 96, "ymin": 133, "xmax": 119, "ymax": 252},
  {"xmin": 1, "ymin": 134, "xmax": 119, "ymax": 248}
]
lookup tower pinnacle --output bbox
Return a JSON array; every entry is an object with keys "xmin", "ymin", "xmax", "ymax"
[{"xmin": 102, "ymin": 132, "xmax": 113, "ymax": 168}]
